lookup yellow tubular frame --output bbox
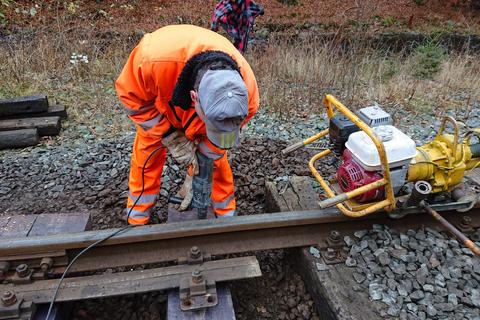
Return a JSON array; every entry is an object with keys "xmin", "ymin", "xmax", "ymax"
[{"xmin": 307, "ymin": 95, "xmax": 396, "ymax": 217}]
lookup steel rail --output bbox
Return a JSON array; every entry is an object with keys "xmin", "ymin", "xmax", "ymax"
[
  {"xmin": 1, "ymin": 202, "xmax": 477, "ymax": 256},
  {"xmin": 1, "ymin": 204, "xmax": 479, "ymax": 274}
]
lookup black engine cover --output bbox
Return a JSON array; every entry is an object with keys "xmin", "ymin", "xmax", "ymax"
[{"xmin": 329, "ymin": 115, "xmax": 359, "ymax": 156}]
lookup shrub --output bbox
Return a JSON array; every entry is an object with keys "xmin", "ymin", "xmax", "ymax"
[
  {"xmin": 277, "ymin": 0, "xmax": 299, "ymax": 6},
  {"xmin": 410, "ymin": 42, "xmax": 446, "ymax": 79}
]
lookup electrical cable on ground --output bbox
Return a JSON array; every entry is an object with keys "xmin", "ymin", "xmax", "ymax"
[{"xmin": 45, "ymin": 146, "xmax": 164, "ymax": 320}]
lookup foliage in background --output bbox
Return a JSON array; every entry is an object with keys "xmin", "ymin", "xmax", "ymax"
[
  {"xmin": 276, "ymin": 0, "xmax": 299, "ymax": 6},
  {"xmin": 0, "ymin": 28, "xmax": 478, "ymax": 133},
  {"xmin": 0, "ymin": 0, "xmax": 13, "ymax": 27},
  {"xmin": 413, "ymin": 0, "xmax": 426, "ymax": 5},
  {"xmin": 409, "ymin": 41, "xmax": 446, "ymax": 79}
]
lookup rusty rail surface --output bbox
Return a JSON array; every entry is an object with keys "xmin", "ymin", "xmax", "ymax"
[{"xmin": 2, "ymin": 204, "xmax": 479, "ymax": 273}]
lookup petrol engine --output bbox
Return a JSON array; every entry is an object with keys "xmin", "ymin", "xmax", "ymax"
[{"xmin": 331, "ymin": 105, "xmax": 480, "ymax": 204}]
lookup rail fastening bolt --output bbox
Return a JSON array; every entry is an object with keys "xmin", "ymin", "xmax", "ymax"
[
  {"xmin": 0, "ymin": 261, "xmax": 9, "ymax": 278},
  {"xmin": 190, "ymin": 246, "xmax": 201, "ymax": 259},
  {"xmin": 329, "ymin": 230, "xmax": 341, "ymax": 242},
  {"xmin": 1, "ymin": 291, "xmax": 17, "ymax": 307},
  {"xmin": 182, "ymin": 298, "xmax": 192, "ymax": 307},
  {"xmin": 461, "ymin": 216, "xmax": 472, "ymax": 226},
  {"xmin": 16, "ymin": 264, "xmax": 29, "ymax": 278},
  {"xmin": 40, "ymin": 257, "xmax": 54, "ymax": 272},
  {"xmin": 192, "ymin": 270, "xmax": 203, "ymax": 283},
  {"xmin": 324, "ymin": 248, "xmax": 337, "ymax": 261}
]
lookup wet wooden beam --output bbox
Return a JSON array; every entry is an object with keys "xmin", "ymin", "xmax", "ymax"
[
  {"xmin": 0, "ymin": 116, "xmax": 61, "ymax": 136},
  {"xmin": 0, "ymin": 95, "xmax": 49, "ymax": 117},
  {"xmin": 0, "ymin": 128, "xmax": 39, "ymax": 149},
  {"xmin": 1, "ymin": 104, "xmax": 67, "ymax": 120}
]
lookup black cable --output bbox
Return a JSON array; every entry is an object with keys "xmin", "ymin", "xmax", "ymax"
[{"xmin": 45, "ymin": 146, "xmax": 164, "ymax": 320}]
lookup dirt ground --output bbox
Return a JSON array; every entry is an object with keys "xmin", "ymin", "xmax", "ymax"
[{"xmin": 3, "ymin": 0, "xmax": 480, "ymax": 36}]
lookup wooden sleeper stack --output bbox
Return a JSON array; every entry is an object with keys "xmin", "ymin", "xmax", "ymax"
[{"xmin": 0, "ymin": 95, "xmax": 67, "ymax": 149}]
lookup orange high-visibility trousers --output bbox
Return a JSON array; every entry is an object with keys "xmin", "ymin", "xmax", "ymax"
[{"xmin": 126, "ymin": 129, "xmax": 236, "ymax": 225}]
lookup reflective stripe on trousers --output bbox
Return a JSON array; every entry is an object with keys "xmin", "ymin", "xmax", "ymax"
[
  {"xmin": 128, "ymin": 192, "xmax": 157, "ymax": 205},
  {"xmin": 126, "ymin": 129, "xmax": 166, "ymax": 225}
]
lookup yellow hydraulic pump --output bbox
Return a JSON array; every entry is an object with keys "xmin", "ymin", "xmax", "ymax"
[{"xmin": 407, "ymin": 117, "xmax": 480, "ymax": 193}]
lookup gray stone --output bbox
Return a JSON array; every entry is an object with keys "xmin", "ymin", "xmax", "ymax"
[
  {"xmin": 354, "ymin": 230, "xmax": 368, "ymax": 239},
  {"xmin": 406, "ymin": 303, "xmax": 418, "ymax": 313},
  {"xmin": 352, "ymin": 272, "xmax": 366, "ymax": 284},
  {"xmin": 423, "ymin": 284, "xmax": 435, "ymax": 293},
  {"xmin": 415, "ymin": 230, "xmax": 426, "ymax": 241},
  {"xmin": 315, "ymin": 263, "xmax": 329, "ymax": 271},
  {"xmin": 447, "ymin": 293, "xmax": 458, "ymax": 306},
  {"xmin": 387, "ymin": 305, "xmax": 400, "ymax": 317},
  {"xmin": 435, "ymin": 273, "xmax": 446, "ymax": 287},
  {"xmin": 345, "ymin": 257, "xmax": 357, "ymax": 267},
  {"xmin": 367, "ymin": 239, "xmax": 378, "ymax": 251},
  {"xmin": 435, "ymin": 302, "xmax": 454, "ymax": 312},
  {"xmin": 385, "ymin": 269, "xmax": 395, "ymax": 279},
  {"xmin": 410, "ymin": 290, "xmax": 425, "ymax": 302},
  {"xmin": 426, "ymin": 305, "xmax": 437, "ymax": 317},
  {"xmin": 471, "ymin": 289, "xmax": 480, "ymax": 307},
  {"xmin": 425, "ymin": 227, "xmax": 444, "ymax": 239},
  {"xmin": 369, "ymin": 283, "xmax": 383, "ymax": 301},
  {"xmin": 359, "ymin": 240, "xmax": 369, "ymax": 250},
  {"xmin": 450, "ymin": 268, "xmax": 462, "ymax": 279},
  {"xmin": 440, "ymin": 266, "xmax": 451, "ymax": 279},
  {"xmin": 397, "ymin": 284, "xmax": 408, "ymax": 297},
  {"xmin": 418, "ymin": 311, "xmax": 427, "ymax": 320},
  {"xmin": 344, "ymin": 235, "xmax": 354, "ymax": 247},
  {"xmin": 433, "ymin": 294, "xmax": 445, "ymax": 303},
  {"xmin": 389, "ymin": 248, "xmax": 408, "ymax": 259},
  {"xmin": 391, "ymin": 262, "xmax": 407, "ymax": 275},
  {"xmin": 436, "ymin": 287, "xmax": 448, "ymax": 297},
  {"xmin": 406, "ymin": 263, "xmax": 417, "ymax": 272},
  {"xmin": 416, "ymin": 265, "xmax": 429, "ymax": 285},
  {"xmin": 382, "ymin": 292, "xmax": 396, "ymax": 306},
  {"xmin": 350, "ymin": 244, "xmax": 362, "ymax": 257},
  {"xmin": 402, "ymin": 279, "xmax": 413, "ymax": 293},
  {"xmin": 309, "ymin": 246, "xmax": 320, "ymax": 258},
  {"xmin": 387, "ymin": 279, "xmax": 398, "ymax": 291},
  {"xmin": 429, "ymin": 254, "xmax": 441, "ymax": 268},
  {"xmin": 375, "ymin": 250, "xmax": 391, "ymax": 266}
]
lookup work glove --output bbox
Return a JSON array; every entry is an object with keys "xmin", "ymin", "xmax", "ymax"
[{"xmin": 162, "ymin": 130, "xmax": 199, "ymax": 170}]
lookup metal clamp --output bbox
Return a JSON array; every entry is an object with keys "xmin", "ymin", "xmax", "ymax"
[
  {"xmin": 179, "ymin": 270, "xmax": 218, "ymax": 311},
  {"xmin": 0, "ymin": 291, "xmax": 35, "ymax": 320},
  {"xmin": 178, "ymin": 246, "xmax": 211, "ymax": 266},
  {"xmin": 177, "ymin": 246, "xmax": 217, "ymax": 311}
]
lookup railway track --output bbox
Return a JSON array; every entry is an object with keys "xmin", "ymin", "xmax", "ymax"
[{"xmin": 1, "ymin": 200, "xmax": 480, "ymax": 319}]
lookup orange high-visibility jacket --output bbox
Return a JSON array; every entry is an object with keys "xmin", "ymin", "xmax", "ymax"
[{"xmin": 115, "ymin": 24, "xmax": 260, "ymax": 140}]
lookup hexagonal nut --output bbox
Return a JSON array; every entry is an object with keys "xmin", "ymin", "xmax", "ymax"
[
  {"xmin": 16, "ymin": 264, "xmax": 29, "ymax": 278},
  {"xmin": 1, "ymin": 291, "xmax": 17, "ymax": 307}
]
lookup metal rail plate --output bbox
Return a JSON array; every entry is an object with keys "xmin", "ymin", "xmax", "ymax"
[{"xmin": 1, "ymin": 256, "xmax": 261, "ymax": 304}]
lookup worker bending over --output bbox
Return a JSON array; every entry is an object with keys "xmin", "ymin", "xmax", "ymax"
[{"xmin": 115, "ymin": 24, "xmax": 259, "ymax": 225}]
